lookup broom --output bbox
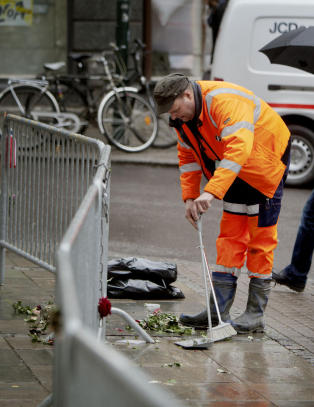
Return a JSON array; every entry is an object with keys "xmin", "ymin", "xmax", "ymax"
[
  {"xmin": 176, "ymin": 217, "xmax": 236, "ymax": 349},
  {"xmin": 175, "ymin": 223, "xmax": 214, "ymax": 349},
  {"xmin": 197, "ymin": 218, "xmax": 237, "ymax": 342}
]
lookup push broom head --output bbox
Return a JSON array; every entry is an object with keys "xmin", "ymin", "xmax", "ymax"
[
  {"xmin": 211, "ymin": 321, "xmax": 237, "ymax": 342},
  {"xmin": 175, "ymin": 320, "xmax": 236, "ymax": 349}
]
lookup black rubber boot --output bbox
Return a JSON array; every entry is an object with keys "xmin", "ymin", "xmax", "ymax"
[
  {"xmin": 179, "ymin": 273, "xmax": 237, "ymax": 329},
  {"xmin": 231, "ymin": 277, "xmax": 271, "ymax": 334}
]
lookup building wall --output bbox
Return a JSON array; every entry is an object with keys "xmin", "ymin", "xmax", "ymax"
[
  {"xmin": 70, "ymin": 0, "xmax": 143, "ymax": 52},
  {"xmin": 0, "ymin": 0, "xmax": 207, "ymax": 78},
  {"xmin": 0, "ymin": 0, "xmax": 144, "ymax": 77},
  {"xmin": 151, "ymin": 0, "xmax": 210, "ymax": 77},
  {"xmin": 0, "ymin": 0, "xmax": 67, "ymax": 77}
]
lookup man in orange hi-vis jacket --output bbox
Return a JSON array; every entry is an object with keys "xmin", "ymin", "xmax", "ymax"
[{"xmin": 153, "ymin": 73, "xmax": 291, "ymax": 333}]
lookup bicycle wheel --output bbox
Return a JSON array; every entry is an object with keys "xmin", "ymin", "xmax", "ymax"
[
  {"xmin": 0, "ymin": 84, "xmax": 59, "ymax": 126},
  {"xmin": 54, "ymin": 80, "xmax": 89, "ymax": 133},
  {"xmin": 98, "ymin": 88, "xmax": 158, "ymax": 152},
  {"xmin": 153, "ymin": 113, "xmax": 178, "ymax": 148},
  {"xmin": 136, "ymin": 88, "xmax": 177, "ymax": 149}
]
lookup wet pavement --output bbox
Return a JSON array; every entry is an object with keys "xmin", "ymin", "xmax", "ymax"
[
  {"xmin": 1, "ymin": 248, "xmax": 314, "ymax": 406},
  {"xmin": 1, "ymin": 136, "xmax": 314, "ymax": 406}
]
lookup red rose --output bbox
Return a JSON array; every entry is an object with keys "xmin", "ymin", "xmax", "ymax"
[{"xmin": 98, "ymin": 297, "xmax": 112, "ymax": 318}]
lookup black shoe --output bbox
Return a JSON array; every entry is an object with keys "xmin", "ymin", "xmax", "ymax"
[
  {"xmin": 179, "ymin": 310, "xmax": 211, "ymax": 329},
  {"xmin": 272, "ymin": 269, "xmax": 305, "ymax": 292},
  {"xmin": 180, "ymin": 274, "xmax": 237, "ymax": 329}
]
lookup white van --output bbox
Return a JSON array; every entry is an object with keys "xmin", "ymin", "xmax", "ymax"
[{"xmin": 210, "ymin": 0, "xmax": 314, "ymax": 186}]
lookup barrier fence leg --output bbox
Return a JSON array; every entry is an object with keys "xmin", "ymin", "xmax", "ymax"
[
  {"xmin": 111, "ymin": 307, "xmax": 155, "ymax": 343},
  {"xmin": 0, "ymin": 246, "xmax": 5, "ymax": 285},
  {"xmin": 0, "ymin": 127, "xmax": 8, "ymax": 285}
]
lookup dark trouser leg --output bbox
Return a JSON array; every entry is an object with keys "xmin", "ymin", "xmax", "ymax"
[{"xmin": 273, "ymin": 189, "xmax": 314, "ymax": 291}]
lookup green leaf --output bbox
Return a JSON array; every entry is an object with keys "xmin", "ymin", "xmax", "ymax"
[{"xmin": 138, "ymin": 312, "xmax": 194, "ymax": 336}]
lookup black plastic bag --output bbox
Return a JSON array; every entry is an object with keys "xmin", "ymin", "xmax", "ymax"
[
  {"xmin": 107, "ymin": 257, "xmax": 184, "ymax": 300},
  {"xmin": 107, "ymin": 257, "xmax": 177, "ymax": 285},
  {"xmin": 107, "ymin": 278, "xmax": 185, "ymax": 300}
]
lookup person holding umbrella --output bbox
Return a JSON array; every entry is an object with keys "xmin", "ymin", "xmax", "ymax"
[
  {"xmin": 260, "ymin": 27, "xmax": 314, "ymax": 292},
  {"xmin": 153, "ymin": 73, "xmax": 291, "ymax": 333}
]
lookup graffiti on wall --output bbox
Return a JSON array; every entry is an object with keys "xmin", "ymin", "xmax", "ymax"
[{"xmin": 0, "ymin": 0, "xmax": 33, "ymax": 26}]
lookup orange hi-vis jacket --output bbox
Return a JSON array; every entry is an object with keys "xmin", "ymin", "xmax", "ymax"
[{"xmin": 176, "ymin": 81, "xmax": 291, "ymax": 202}]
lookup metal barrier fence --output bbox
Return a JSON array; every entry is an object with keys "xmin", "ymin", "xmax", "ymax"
[
  {"xmin": 52, "ymin": 329, "xmax": 183, "ymax": 407},
  {"xmin": 54, "ymin": 151, "xmax": 183, "ymax": 406},
  {"xmin": 0, "ymin": 114, "xmax": 103, "ymax": 283},
  {"xmin": 56, "ymin": 145, "xmax": 111, "ymax": 334},
  {"xmin": 0, "ymin": 115, "xmax": 179, "ymax": 406}
]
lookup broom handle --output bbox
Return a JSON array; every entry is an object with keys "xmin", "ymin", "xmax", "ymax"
[
  {"xmin": 197, "ymin": 218, "xmax": 223, "ymax": 325},
  {"xmin": 197, "ymin": 219, "xmax": 213, "ymax": 338},
  {"xmin": 203, "ymin": 250, "xmax": 223, "ymax": 325}
]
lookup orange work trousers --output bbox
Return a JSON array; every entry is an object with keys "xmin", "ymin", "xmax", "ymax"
[{"xmin": 216, "ymin": 211, "xmax": 278, "ymax": 278}]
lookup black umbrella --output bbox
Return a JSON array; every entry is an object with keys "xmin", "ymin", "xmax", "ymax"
[{"xmin": 259, "ymin": 26, "xmax": 314, "ymax": 74}]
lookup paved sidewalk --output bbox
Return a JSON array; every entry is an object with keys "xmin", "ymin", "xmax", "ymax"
[
  {"xmin": 0, "ymin": 253, "xmax": 54, "ymax": 406},
  {"xmin": 1, "ymin": 250, "xmax": 314, "ymax": 406}
]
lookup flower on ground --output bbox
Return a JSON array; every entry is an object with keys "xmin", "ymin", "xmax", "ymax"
[
  {"xmin": 12, "ymin": 300, "xmax": 56, "ymax": 345},
  {"xmin": 98, "ymin": 296, "xmax": 112, "ymax": 318}
]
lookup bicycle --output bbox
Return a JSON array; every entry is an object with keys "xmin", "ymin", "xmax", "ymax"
[
  {"xmin": 0, "ymin": 53, "xmax": 158, "ymax": 153},
  {"xmin": 0, "ymin": 78, "xmax": 61, "ymax": 125},
  {"xmin": 62, "ymin": 41, "xmax": 177, "ymax": 149},
  {"xmin": 111, "ymin": 39, "xmax": 177, "ymax": 149}
]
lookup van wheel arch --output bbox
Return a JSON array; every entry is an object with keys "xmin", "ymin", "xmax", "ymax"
[
  {"xmin": 281, "ymin": 114, "xmax": 314, "ymax": 130},
  {"xmin": 281, "ymin": 117, "xmax": 314, "ymax": 187}
]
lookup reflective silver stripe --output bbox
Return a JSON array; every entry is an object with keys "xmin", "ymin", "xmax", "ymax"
[
  {"xmin": 247, "ymin": 270, "xmax": 272, "ymax": 279},
  {"xmin": 215, "ymin": 265, "xmax": 242, "ymax": 278},
  {"xmin": 219, "ymin": 159, "xmax": 241, "ymax": 174},
  {"xmin": 223, "ymin": 202, "xmax": 259, "ymax": 216},
  {"xmin": 207, "ymin": 87, "xmax": 257, "ymax": 104},
  {"xmin": 253, "ymin": 96, "xmax": 261, "ymax": 123},
  {"xmin": 179, "ymin": 162, "xmax": 202, "ymax": 173},
  {"xmin": 205, "ymin": 88, "xmax": 261, "ymax": 126},
  {"xmin": 178, "ymin": 138, "xmax": 191, "ymax": 150},
  {"xmin": 247, "ymin": 204, "xmax": 259, "ymax": 215},
  {"xmin": 220, "ymin": 121, "xmax": 254, "ymax": 139},
  {"xmin": 205, "ymin": 94, "xmax": 218, "ymax": 128}
]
